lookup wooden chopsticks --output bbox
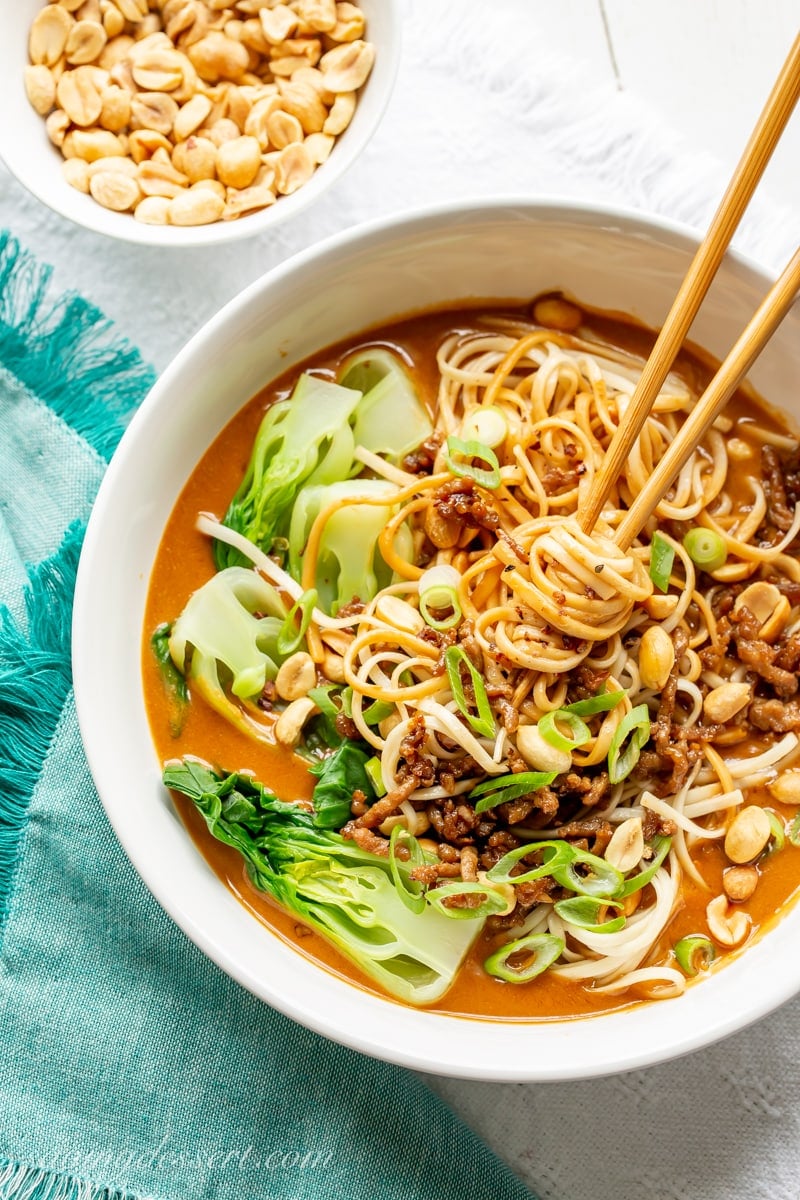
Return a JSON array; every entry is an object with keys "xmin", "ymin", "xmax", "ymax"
[
  {"xmin": 615, "ymin": 244, "xmax": 800, "ymax": 550},
  {"xmin": 576, "ymin": 30, "xmax": 800, "ymax": 537}
]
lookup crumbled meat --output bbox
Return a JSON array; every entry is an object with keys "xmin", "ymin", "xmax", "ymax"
[
  {"xmin": 761, "ymin": 446, "xmax": 796, "ymax": 532},
  {"xmin": 749, "ymin": 698, "xmax": 800, "ymax": 733},
  {"xmin": 402, "ymin": 434, "xmax": 443, "ymax": 475},
  {"xmin": 335, "ymin": 712, "xmax": 359, "ymax": 741},
  {"xmin": 732, "ymin": 606, "xmax": 798, "ymax": 698}
]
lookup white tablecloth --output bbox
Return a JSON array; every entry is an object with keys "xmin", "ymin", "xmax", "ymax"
[{"xmin": 3, "ymin": 3, "xmax": 798, "ymax": 1197}]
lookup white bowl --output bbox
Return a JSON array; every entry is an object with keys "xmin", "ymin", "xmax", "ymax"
[
  {"xmin": 73, "ymin": 199, "xmax": 800, "ymax": 1081},
  {"xmin": 0, "ymin": 0, "xmax": 399, "ymax": 247}
]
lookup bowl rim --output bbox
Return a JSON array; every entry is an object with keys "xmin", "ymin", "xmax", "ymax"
[
  {"xmin": 73, "ymin": 194, "xmax": 800, "ymax": 1081},
  {"xmin": 0, "ymin": 0, "xmax": 401, "ymax": 248}
]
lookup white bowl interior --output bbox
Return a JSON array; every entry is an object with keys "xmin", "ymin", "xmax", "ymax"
[
  {"xmin": 0, "ymin": 0, "xmax": 399, "ymax": 247},
  {"xmin": 73, "ymin": 200, "xmax": 800, "ymax": 1080}
]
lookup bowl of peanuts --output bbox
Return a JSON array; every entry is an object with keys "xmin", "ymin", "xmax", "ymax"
[{"xmin": 1, "ymin": 0, "xmax": 399, "ymax": 245}]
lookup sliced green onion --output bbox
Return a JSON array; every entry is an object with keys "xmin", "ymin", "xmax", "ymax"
[
  {"xmin": 276, "ymin": 587, "xmax": 318, "ymax": 657},
  {"xmin": 789, "ymin": 812, "xmax": 800, "ymax": 847},
  {"xmin": 484, "ymin": 933, "xmax": 564, "ymax": 983},
  {"xmin": 764, "ymin": 808, "xmax": 786, "ymax": 855},
  {"xmin": 486, "ymin": 839, "xmax": 574, "ymax": 885},
  {"xmin": 538, "ymin": 708, "xmax": 591, "ymax": 753},
  {"xmin": 553, "ymin": 895, "xmax": 626, "ymax": 933},
  {"xmin": 445, "ymin": 435, "xmax": 501, "ymax": 489},
  {"xmin": 486, "ymin": 839, "xmax": 624, "ymax": 899},
  {"xmin": 683, "ymin": 527, "xmax": 728, "ymax": 572},
  {"xmin": 460, "ymin": 406, "xmax": 508, "ymax": 449},
  {"xmin": 554, "ymin": 846, "xmax": 625, "ymax": 899},
  {"xmin": 674, "ymin": 934, "xmax": 716, "ymax": 977},
  {"xmin": 607, "ymin": 703, "xmax": 651, "ymax": 784},
  {"xmin": 649, "ymin": 530, "xmax": 676, "ymax": 593},
  {"xmin": 419, "ymin": 585, "xmax": 462, "ymax": 631},
  {"xmin": 425, "ymin": 880, "xmax": 510, "ymax": 920},
  {"xmin": 470, "ymin": 770, "xmax": 557, "ymax": 815},
  {"xmin": 444, "ymin": 645, "xmax": 496, "ymax": 739},
  {"xmin": 363, "ymin": 698, "xmax": 395, "ymax": 726},
  {"xmin": 618, "ymin": 835, "xmax": 672, "ymax": 897},
  {"xmin": 364, "ymin": 755, "xmax": 387, "ymax": 798},
  {"xmin": 561, "ymin": 688, "xmax": 625, "ymax": 718},
  {"xmin": 389, "ymin": 824, "xmax": 426, "ymax": 914}
]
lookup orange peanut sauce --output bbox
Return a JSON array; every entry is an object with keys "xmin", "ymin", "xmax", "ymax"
[{"xmin": 142, "ymin": 299, "xmax": 800, "ymax": 1020}]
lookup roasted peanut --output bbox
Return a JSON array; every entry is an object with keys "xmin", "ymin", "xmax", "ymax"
[
  {"xmin": 638, "ymin": 626, "xmax": 675, "ymax": 692},
  {"xmin": 168, "ymin": 186, "xmax": 225, "ymax": 225},
  {"xmin": 173, "ymin": 92, "xmax": 213, "ymax": 139},
  {"xmin": 70, "ymin": 127, "xmax": 126, "ymax": 160},
  {"xmin": 216, "ymin": 135, "xmax": 261, "ymax": 187},
  {"xmin": 24, "ymin": 64, "xmax": 57, "ymax": 115},
  {"xmin": 266, "ymin": 108, "xmax": 304, "ymax": 149},
  {"xmin": 733, "ymin": 581, "xmax": 790, "ymax": 643},
  {"xmin": 515, "ymin": 724, "xmax": 572, "ymax": 775},
  {"xmin": 703, "ymin": 681, "xmax": 751, "ymax": 724},
  {"xmin": 323, "ymin": 90, "xmax": 355, "ymax": 135},
  {"xmin": 706, "ymin": 894, "xmax": 751, "ymax": 947},
  {"xmin": 318, "ymin": 38, "xmax": 374, "ymax": 92},
  {"xmin": 30, "ymin": 5, "xmax": 73, "ymax": 67},
  {"xmin": 259, "ymin": 5, "xmax": 299, "ymax": 44},
  {"xmin": 171, "ymin": 135, "xmax": 218, "ymax": 180},
  {"xmin": 274, "ymin": 141, "xmax": 314, "ymax": 193},
  {"xmin": 274, "ymin": 696, "xmax": 318, "ymax": 747},
  {"xmin": 330, "ymin": 3, "xmax": 366, "ymax": 42},
  {"xmin": 138, "ymin": 156, "xmax": 190, "ymax": 197},
  {"xmin": 65, "ymin": 20, "xmax": 107, "ymax": 64},
  {"xmin": 533, "ymin": 296, "xmax": 583, "ymax": 332},
  {"xmin": 62, "ymin": 156, "xmax": 91, "ymax": 192},
  {"xmin": 605, "ymin": 818, "xmax": 644, "ymax": 874},
  {"xmin": 304, "ymin": 130, "xmax": 334, "ymax": 163},
  {"xmin": 89, "ymin": 169, "xmax": 142, "ymax": 210},
  {"xmin": 57, "ymin": 65, "xmax": 104, "ymax": 125},
  {"xmin": 768, "ymin": 769, "xmax": 800, "ymax": 805},
  {"xmin": 724, "ymin": 805, "xmax": 772, "ymax": 864},
  {"xmin": 374, "ymin": 595, "xmax": 425, "ymax": 634},
  {"xmin": 131, "ymin": 91, "xmax": 179, "ymax": 134},
  {"xmin": 134, "ymin": 194, "xmax": 171, "ymax": 223},
  {"xmin": 275, "ymin": 652, "xmax": 317, "ymax": 701},
  {"xmin": 723, "ymin": 865, "xmax": 759, "ymax": 903}
]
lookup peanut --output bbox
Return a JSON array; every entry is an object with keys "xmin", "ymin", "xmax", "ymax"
[
  {"xmin": 275, "ymin": 652, "xmax": 317, "ymax": 701},
  {"xmin": 703, "ymin": 681, "xmax": 751, "ymax": 724},
  {"xmin": 638, "ymin": 626, "xmax": 675, "ymax": 692},
  {"xmin": 724, "ymin": 805, "xmax": 771, "ymax": 865},
  {"xmin": 25, "ymin": 0, "xmax": 373, "ymax": 227}
]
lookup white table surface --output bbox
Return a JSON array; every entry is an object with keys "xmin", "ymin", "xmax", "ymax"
[{"xmin": 1, "ymin": 3, "xmax": 799, "ymax": 1199}]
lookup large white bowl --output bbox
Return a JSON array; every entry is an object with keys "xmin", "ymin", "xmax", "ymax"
[
  {"xmin": 73, "ymin": 199, "xmax": 800, "ymax": 1080},
  {"xmin": 0, "ymin": 0, "xmax": 399, "ymax": 247}
]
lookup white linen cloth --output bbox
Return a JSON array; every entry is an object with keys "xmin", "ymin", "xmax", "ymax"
[{"xmin": 2, "ymin": 3, "xmax": 798, "ymax": 1198}]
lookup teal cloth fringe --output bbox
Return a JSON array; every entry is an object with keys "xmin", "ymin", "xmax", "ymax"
[
  {"xmin": 0, "ymin": 232, "xmax": 156, "ymax": 462},
  {"xmin": 0, "ymin": 229, "xmax": 155, "ymax": 939},
  {"xmin": 0, "ymin": 1158, "xmax": 139, "ymax": 1200},
  {"xmin": 0, "ymin": 524, "xmax": 83, "ymax": 939}
]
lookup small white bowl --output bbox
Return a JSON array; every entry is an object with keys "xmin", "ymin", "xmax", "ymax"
[
  {"xmin": 73, "ymin": 199, "xmax": 800, "ymax": 1081},
  {"xmin": 0, "ymin": 0, "xmax": 399, "ymax": 247}
]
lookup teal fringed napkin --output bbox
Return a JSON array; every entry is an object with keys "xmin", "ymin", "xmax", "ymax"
[{"xmin": 0, "ymin": 234, "xmax": 533, "ymax": 1200}]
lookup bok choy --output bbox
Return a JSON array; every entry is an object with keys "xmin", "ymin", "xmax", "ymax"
[
  {"xmin": 214, "ymin": 373, "xmax": 362, "ymax": 570},
  {"xmin": 168, "ymin": 566, "xmax": 290, "ymax": 741},
  {"xmin": 338, "ymin": 347, "xmax": 433, "ymax": 462},
  {"xmin": 164, "ymin": 759, "xmax": 482, "ymax": 1005}
]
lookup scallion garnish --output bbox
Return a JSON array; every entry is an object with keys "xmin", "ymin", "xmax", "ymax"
[
  {"xmin": 487, "ymin": 839, "xmax": 624, "ymax": 899},
  {"xmin": 425, "ymin": 880, "xmax": 510, "ymax": 920},
  {"xmin": 607, "ymin": 703, "xmax": 651, "ymax": 784},
  {"xmin": 364, "ymin": 755, "xmax": 387, "ymax": 797},
  {"xmin": 444, "ymin": 435, "xmax": 502, "ymax": 489},
  {"xmin": 683, "ymin": 527, "xmax": 728, "ymax": 572},
  {"xmin": 418, "ymin": 563, "xmax": 462, "ymax": 631},
  {"xmin": 618, "ymin": 835, "xmax": 671, "ymax": 897},
  {"xmin": 764, "ymin": 808, "xmax": 785, "ymax": 854},
  {"xmin": 469, "ymin": 770, "xmax": 558, "ymax": 815},
  {"xmin": 444, "ymin": 645, "xmax": 496, "ymax": 740},
  {"xmin": 674, "ymin": 934, "xmax": 716, "ymax": 977},
  {"xmin": 649, "ymin": 530, "xmax": 675, "ymax": 593},
  {"xmin": 389, "ymin": 825, "xmax": 426, "ymax": 914},
  {"xmin": 484, "ymin": 932, "xmax": 564, "ymax": 983},
  {"xmin": 276, "ymin": 587, "xmax": 318, "ymax": 657},
  {"xmin": 459, "ymin": 406, "xmax": 508, "ymax": 449},
  {"xmin": 559, "ymin": 688, "xmax": 625, "ymax": 718},
  {"xmin": 789, "ymin": 812, "xmax": 800, "ymax": 847},
  {"xmin": 553, "ymin": 895, "xmax": 626, "ymax": 933},
  {"xmin": 538, "ymin": 708, "xmax": 591, "ymax": 753},
  {"xmin": 363, "ymin": 698, "xmax": 395, "ymax": 726}
]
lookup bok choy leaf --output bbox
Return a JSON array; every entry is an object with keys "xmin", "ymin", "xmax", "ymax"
[
  {"xmin": 338, "ymin": 347, "xmax": 433, "ymax": 462},
  {"xmin": 215, "ymin": 373, "xmax": 362, "ymax": 570},
  {"xmin": 164, "ymin": 759, "xmax": 481, "ymax": 1005}
]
